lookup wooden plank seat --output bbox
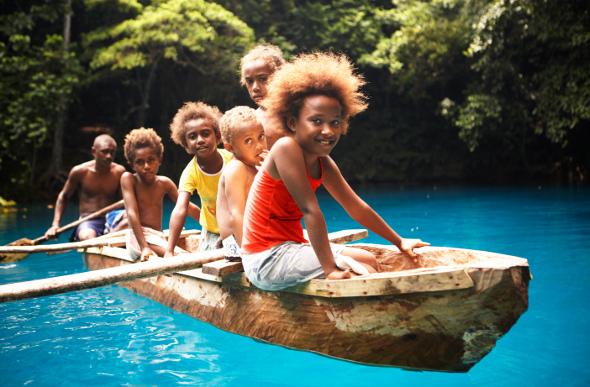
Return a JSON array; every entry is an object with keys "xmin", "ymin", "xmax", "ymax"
[{"xmin": 202, "ymin": 259, "xmax": 243, "ymax": 276}]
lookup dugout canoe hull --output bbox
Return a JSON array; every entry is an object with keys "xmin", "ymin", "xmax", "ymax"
[{"xmin": 82, "ymin": 243, "xmax": 530, "ymax": 373}]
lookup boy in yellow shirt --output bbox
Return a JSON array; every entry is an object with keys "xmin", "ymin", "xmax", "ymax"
[{"xmin": 165, "ymin": 102, "xmax": 232, "ymax": 256}]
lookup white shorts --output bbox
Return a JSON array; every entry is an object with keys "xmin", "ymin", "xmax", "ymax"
[{"xmin": 242, "ymin": 242, "xmax": 346, "ymax": 291}]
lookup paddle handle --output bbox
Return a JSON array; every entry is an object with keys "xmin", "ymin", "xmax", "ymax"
[
  {"xmin": 0, "ymin": 249, "xmax": 225, "ymax": 303},
  {"xmin": 34, "ymin": 200, "xmax": 125, "ymax": 244}
]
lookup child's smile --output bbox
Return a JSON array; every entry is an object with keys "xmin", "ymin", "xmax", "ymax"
[
  {"xmin": 290, "ymin": 95, "xmax": 342, "ymax": 158},
  {"xmin": 185, "ymin": 118, "xmax": 221, "ymax": 158}
]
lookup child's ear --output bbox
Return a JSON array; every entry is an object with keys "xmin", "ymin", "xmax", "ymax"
[
  {"xmin": 223, "ymin": 142, "xmax": 234, "ymax": 153},
  {"xmin": 215, "ymin": 130, "xmax": 222, "ymax": 144},
  {"xmin": 287, "ymin": 116, "xmax": 297, "ymax": 132}
]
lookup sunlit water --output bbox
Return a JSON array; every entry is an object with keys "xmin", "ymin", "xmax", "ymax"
[{"xmin": 1, "ymin": 185, "xmax": 588, "ymax": 386}]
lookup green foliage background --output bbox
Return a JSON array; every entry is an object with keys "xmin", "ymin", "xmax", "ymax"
[{"xmin": 1, "ymin": 0, "xmax": 588, "ymax": 201}]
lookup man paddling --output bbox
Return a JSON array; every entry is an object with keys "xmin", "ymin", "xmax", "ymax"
[{"xmin": 45, "ymin": 134, "xmax": 128, "ymax": 241}]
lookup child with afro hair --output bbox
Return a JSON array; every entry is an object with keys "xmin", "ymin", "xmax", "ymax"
[
  {"xmin": 166, "ymin": 102, "xmax": 232, "ymax": 256},
  {"xmin": 121, "ymin": 128, "xmax": 199, "ymax": 261},
  {"xmin": 241, "ymin": 52, "xmax": 430, "ymax": 291}
]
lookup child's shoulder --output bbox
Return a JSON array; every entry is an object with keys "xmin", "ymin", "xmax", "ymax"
[
  {"xmin": 218, "ymin": 148, "xmax": 232, "ymax": 161},
  {"xmin": 224, "ymin": 158, "xmax": 251, "ymax": 176},
  {"xmin": 271, "ymin": 136, "xmax": 300, "ymax": 155},
  {"xmin": 120, "ymin": 170, "xmax": 135, "ymax": 182},
  {"xmin": 155, "ymin": 174, "xmax": 174, "ymax": 184}
]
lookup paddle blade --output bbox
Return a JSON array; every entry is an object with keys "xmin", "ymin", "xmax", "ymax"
[{"xmin": 0, "ymin": 238, "xmax": 33, "ymax": 263}]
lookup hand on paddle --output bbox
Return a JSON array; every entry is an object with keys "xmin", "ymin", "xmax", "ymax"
[
  {"xmin": 400, "ymin": 238, "xmax": 431, "ymax": 263},
  {"xmin": 45, "ymin": 225, "xmax": 60, "ymax": 240}
]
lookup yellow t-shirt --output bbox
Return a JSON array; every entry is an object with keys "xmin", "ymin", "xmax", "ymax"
[{"xmin": 178, "ymin": 149, "xmax": 232, "ymax": 234}]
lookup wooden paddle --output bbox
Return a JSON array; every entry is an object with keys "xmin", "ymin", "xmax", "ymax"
[
  {"xmin": 0, "ymin": 200, "xmax": 125, "ymax": 263},
  {"xmin": 0, "ymin": 229, "xmax": 201, "ymax": 255},
  {"xmin": 0, "ymin": 249, "xmax": 226, "ymax": 303},
  {"xmin": 0, "ymin": 229, "xmax": 369, "ymax": 303}
]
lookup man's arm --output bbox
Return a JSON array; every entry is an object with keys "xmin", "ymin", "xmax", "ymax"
[{"xmin": 45, "ymin": 166, "xmax": 83, "ymax": 239}]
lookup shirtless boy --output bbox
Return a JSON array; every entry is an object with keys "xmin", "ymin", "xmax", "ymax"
[
  {"xmin": 217, "ymin": 106, "xmax": 267, "ymax": 260},
  {"xmin": 45, "ymin": 134, "xmax": 127, "ymax": 241},
  {"xmin": 121, "ymin": 128, "xmax": 200, "ymax": 261},
  {"xmin": 240, "ymin": 43, "xmax": 286, "ymax": 149}
]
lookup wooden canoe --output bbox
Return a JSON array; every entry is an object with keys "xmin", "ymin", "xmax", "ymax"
[{"xmin": 82, "ymin": 235, "xmax": 530, "ymax": 373}]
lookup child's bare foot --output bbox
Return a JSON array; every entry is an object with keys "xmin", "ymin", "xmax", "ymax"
[{"xmin": 326, "ymin": 269, "xmax": 354, "ymax": 281}]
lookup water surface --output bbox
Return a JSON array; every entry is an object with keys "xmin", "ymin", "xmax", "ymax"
[{"xmin": 1, "ymin": 185, "xmax": 588, "ymax": 386}]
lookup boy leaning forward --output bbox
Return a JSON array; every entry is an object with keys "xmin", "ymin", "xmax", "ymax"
[{"xmin": 165, "ymin": 102, "xmax": 232, "ymax": 256}]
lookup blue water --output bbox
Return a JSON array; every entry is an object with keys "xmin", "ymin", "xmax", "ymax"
[{"xmin": 1, "ymin": 185, "xmax": 589, "ymax": 386}]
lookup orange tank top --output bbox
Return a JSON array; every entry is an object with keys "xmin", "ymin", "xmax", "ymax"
[{"xmin": 241, "ymin": 159, "xmax": 323, "ymax": 254}]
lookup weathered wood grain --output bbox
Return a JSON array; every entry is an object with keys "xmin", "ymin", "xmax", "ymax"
[{"xmin": 83, "ymin": 243, "xmax": 531, "ymax": 372}]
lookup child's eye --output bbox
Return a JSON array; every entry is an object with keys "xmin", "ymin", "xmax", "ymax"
[
  {"xmin": 312, "ymin": 118, "xmax": 322, "ymax": 124},
  {"xmin": 245, "ymin": 138, "xmax": 252, "ymax": 144},
  {"xmin": 260, "ymin": 77, "xmax": 267, "ymax": 82},
  {"xmin": 331, "ymin": 119, "xmax": 341, "ymax": 126}
]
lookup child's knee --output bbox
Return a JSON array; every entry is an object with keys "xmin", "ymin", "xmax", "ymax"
[{"xmin": 342, "ymin": 247, "xmax": 378, "ymax": 269}]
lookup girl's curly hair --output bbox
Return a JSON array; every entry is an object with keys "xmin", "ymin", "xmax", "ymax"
[
  {"xmin": 170, "ymin": 102, "xmax": 222, "ymax": 153},
  {"xmin": 240, "ymin": 43, "xmax": 286, "ymax": 86},
  {"xmin": 261, "ymin": 52, "xmax": 367, "ymax": 136},
  {"xmin": 124, "ymin": 127, "xmax": 164, "ymax": 164}
]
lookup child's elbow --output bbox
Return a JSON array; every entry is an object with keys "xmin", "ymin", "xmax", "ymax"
[{"xmin": 301, "ymin": 206, "xmax": 323, "ymax": 220}]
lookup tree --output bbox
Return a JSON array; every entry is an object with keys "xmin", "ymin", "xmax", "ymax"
[
  {"xmin": 84, "ymin": 0, "xmax": 255, "ymax": 128},
  {"xmin": 444, "ymin": 0, "xmax": 590, "ymax": 175},
  {"xmin": 0, "ymin": 1, "xmax": 82, "ymax": 195}
]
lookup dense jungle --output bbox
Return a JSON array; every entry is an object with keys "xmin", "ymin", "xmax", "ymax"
[{"xmin": 1, "ymin": 0, "xmax": 588, "ymax": 202}]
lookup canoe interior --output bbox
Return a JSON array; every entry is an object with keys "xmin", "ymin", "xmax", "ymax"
[{"xmin": 83, "ymin": 237, "xmax": 531, "ymax": 373}]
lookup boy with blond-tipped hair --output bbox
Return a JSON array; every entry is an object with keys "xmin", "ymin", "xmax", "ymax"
[
  {"xmin": 166, "ymin": 102, "xmax": 232, "ymax": 257},
  {"xmin": 216, "ymin": 106, "xmax": 268, "ymax": 260},
  {"xmin": 121, "ymin": 128, "xmax": 200, "ymax": 261}
]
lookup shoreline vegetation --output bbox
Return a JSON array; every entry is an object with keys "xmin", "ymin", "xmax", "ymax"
[{"xmin": 1, "ymin": 1, "xmax": 588, "ymax": 202}]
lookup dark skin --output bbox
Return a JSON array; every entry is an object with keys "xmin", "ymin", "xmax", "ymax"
[
  {"xmin": 121, "ymin": 146, "xmax": 200, "ymax": 261},
  {"xmin": 165, "ymin": 118, "xmax": 223, "ymax": 258},
  {"xmin": 45, "ymin": 135, "xmax": 127, "ymax": 241},
  {"xmin": 264, "ymin": 95, "xmax": 430, "ymax": 280},
  {"xmin": 242, "ymin": 59, "xmax": 285, "ymax": 149},
  {"xmin": 217, "ymin": 121, "xmax": 267, "ymax": 246}
]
